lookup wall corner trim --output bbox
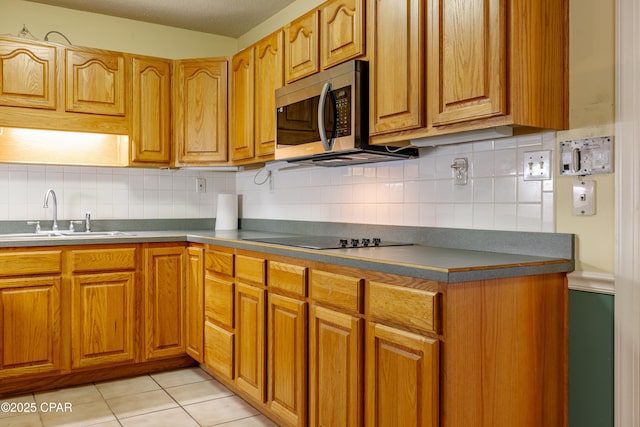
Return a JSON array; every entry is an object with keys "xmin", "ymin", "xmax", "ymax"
[{"xmin": 568, "ymin": 270, "xmax": 615, "ymax": 295}]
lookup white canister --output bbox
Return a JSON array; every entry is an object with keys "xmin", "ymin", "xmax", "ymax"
[{"xmin": 215, "ymin": 193, "xmax": 238, "ymax": 230}]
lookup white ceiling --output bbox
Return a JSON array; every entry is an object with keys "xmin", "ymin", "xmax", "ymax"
[{"xmin": 25, "ymin": 0, "xmax": 297, "ymax": 38}]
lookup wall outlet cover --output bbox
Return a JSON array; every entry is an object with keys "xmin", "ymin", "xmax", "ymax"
[{"xmin": 573, "ymin": 178, "xmax": 596, "ymax": 215}]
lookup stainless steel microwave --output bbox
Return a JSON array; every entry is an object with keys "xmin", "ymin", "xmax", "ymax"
[{"xmin": 274, "ymin": 60, "xmax": 417, "ymax": 166}]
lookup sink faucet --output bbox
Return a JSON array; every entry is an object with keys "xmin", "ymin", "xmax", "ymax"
[{"xmin": 43, "ymin": 189, "xmax": 58, "ymax": 231}]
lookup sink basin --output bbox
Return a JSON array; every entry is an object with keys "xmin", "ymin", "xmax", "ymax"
[
  {"xmin": 0, "ymin": 232, "xmax": 60, "ymax": 238},
  {"xmin": 57, "ymin": 231, "xmax": 133, "ymax": 237},
  {"xmin": 0, "ymin": 231, "xmax": 134, "ymax": 239}
]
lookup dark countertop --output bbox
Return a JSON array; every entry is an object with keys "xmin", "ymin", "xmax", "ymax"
[{"xmin": 0, "ymin": 228, "xmax": 574, "ymax": 283}]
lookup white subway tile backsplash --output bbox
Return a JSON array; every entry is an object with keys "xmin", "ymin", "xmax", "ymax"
[
  {"xmin": 0, "ymin": 165, "xmax": 234, "ymax": 222},
  {"xmin": 235, "ymin": 131, "xmax": 556, "ymax": 233},
  {"xmin": 0, "ymin": 132, "xmax": 555, "ymax": 233}
]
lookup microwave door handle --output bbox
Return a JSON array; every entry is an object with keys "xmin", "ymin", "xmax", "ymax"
[{"xmin": 318, "ymin": 82, "xmax": 334, "ymax": 151}]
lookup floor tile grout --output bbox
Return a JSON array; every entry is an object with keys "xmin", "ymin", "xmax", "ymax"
[{"xmin": 0, "ymin": 367, "xmax": 276, "ymax": 427}]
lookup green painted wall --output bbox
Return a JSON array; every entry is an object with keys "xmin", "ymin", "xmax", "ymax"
[{"xmin": 569, "ymin": 290, "xmax": 614, "ymax": 427}]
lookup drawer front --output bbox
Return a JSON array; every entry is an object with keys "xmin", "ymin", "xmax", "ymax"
[
  {"xmin": 269, "ymin": 261, "xmax": 308, "ymax": 296},
  {"xmin": 205, "ymin": 276, "xmax": 234, "ymax": 328},
  {"xmin": 71, "ymin": 248, "xmax": 136, "ymax": 272},
  {"xmin": 311, "ymin": 270, "xmax": 364, "ymax": 313},
  {"xmin": 0, "ymin": 251, "xmax": 62, "ymax": 276},
  {"xmin": 204, "ymin": 321, "xmax": 234, "ymax": 381},
  {"xmin": 368, "ymin": 281, "xmax": 439, "ymax": 334},
  {"xmin": 236, "ymin": 255, "xmax": 266, "ymax": 286},
  {"xmin": 205, "ymin": 249, "xmax": 234, "ymax": 277}
]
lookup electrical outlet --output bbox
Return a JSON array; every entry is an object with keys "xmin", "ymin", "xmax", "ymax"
[
  {"xmin": 196, "ymin": 177, "xmax": 206, "ymax": 193},
  {"xmin": 523, "ymin": 150, "xmax": 551, "ymax": 181}
]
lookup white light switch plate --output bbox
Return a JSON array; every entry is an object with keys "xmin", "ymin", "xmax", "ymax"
[
  {"xmin": 573, "ymin": 178, "xmax": 596, "ymax": 215},
  {"xmin": 523, "ymin": 150, "xmax": 552, "ymax": 180}
]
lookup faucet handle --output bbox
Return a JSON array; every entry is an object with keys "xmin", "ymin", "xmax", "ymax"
[
  {"xmin": 26, "ymin": 220, "xmax": 41, "ymax": 234},
  {"xmin": 69, "ymin": 220, "xmax": 83, "ymax": 232}
]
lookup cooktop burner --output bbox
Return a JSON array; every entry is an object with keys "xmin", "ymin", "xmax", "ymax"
[{"xmin": 243, "ymin": 235, "xmax": 412, "ymax": 250}]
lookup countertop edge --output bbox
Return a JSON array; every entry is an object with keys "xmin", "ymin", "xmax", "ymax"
[{"xmin": 0, "ymin": 231, "xmax": 575, "ymax": 283}]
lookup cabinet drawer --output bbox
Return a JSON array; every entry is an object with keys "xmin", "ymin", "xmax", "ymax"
[
  {"xmin": 311, "ymin": 270, "xmax": 363, "ymax": 313},
  {"xmin": 70, "ymin": 248, "xmax": 136, "ymax": 272},
  {"xmin": 205, "ymin": 321, "xmax": 234, "ymax": 381},
  {"xmin": 368, "ymin": 281, "xmax": 439, "ymax": 334},
  {"xmin": 205, "ymin": 249, "xmax": 234, "ymax": 277},
  {"xmin": 205, "ymin": 276, "xmax": 234, "ymax": 328},
  {"xmin": 236, "ymin": 255, "xmax": 266, "ymax": 286},
  {"xmin": 0, "ymin": 250, "xmax": 61, "ymax": 276},
  {"xmin": 269, "ymin": 261, "xmax": 308, "ymax": 297}
]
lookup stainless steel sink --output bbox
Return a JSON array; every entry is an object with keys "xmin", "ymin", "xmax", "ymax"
[
  {"xmin": 56, "ymin": 231, "xmax": 133, "ymax": 237},
  {"xmin": 0, "ymin": 231, "xmax": 134, "ymax": 239},
  {"xmin": 0, "ymin": 232, "xmax": 60, "ymax": 238}
]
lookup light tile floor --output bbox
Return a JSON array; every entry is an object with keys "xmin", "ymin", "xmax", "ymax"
[{"xmin": 0, "ymin": 367, "xmax": 278, "ymax": 427}]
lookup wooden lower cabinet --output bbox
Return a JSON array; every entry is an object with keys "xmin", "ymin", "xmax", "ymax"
[
  {"xmin": 267, "ymin": 293, "xmax": 307, "ymax": 427},
  {"xmin": 70, "ymin": 247, "xmax": 138, "ymax": 368},
  {"xmin": 365, "ymin": 322, "xmax": 439, "ymax": 427},
  {"xmin": 71, "ymin": 271, "xmax": 136, "ymax": 368},
  {"xmin": 144, "ymin": 246, "xmax": 186, "ymax": 360},
  {"xmin": 203, "ymin": 247, "xmax": 236, "ymax": 381},
  {"xmin": 185, "ymin": 246, "xmax": 204, "ymax": 362},
  {"xmin": 235, "ymin": 282, "xmax": 266, "ymax": 402},
  {"xmin": 309, "ymin": 305, "xmax": 362, "ymax": 427},
  {"xmin": 0, "ymin": 276, "xmax": 62, "ymax": 378}
]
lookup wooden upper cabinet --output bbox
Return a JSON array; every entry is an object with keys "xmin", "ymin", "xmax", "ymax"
[
  {"xmin": 230, "ymin": 48, "xmax": 255, "ymax": 162},
  {"xmin": 428, "ymin": 0, "xmax": 507, "ymax": 125},
  {"xmin": 254, "ymin": 30, "xmax": 284, "ymax": 159},
  {"xmin": 173, "ymin": 58, "xmax": 228, "ymax": 165},
  {"xmin": 321, "ymin": 0, "xmax": 365, "ymax": 70},
  {"xmin": 130, "ymin": 56, "xmax": 171, "ymax": 166},
  {"xmin": 367, "ymin": 0, "xmax": 425, "ymax": 135},
  {"xmin": 285, "ymin": 9, "xmax": 320, "ymax": 83},
  {"xmin": 0, "ymin": 38, "xmax": 57, "ymax": 110},
  {"xmin": 65, "ymin": 48, "xmax": 126, "ymax": 116}
]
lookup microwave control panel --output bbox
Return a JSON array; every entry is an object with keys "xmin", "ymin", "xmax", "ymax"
[{"xmin": 334, "ymin": 87, "xmax": 351, "ymax": 137}]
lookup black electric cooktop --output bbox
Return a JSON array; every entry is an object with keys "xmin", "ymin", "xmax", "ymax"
[{"xmin": 243, "ymin": 235, "xmax": 412, "ymax": 250}]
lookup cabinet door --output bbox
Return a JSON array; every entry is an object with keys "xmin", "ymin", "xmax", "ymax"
[
  {"xmin": 365, "ymin": 323, "xmax": 439, "ymax": 427},
  {"xmin": 144, "ymin": 247, "xmax": 185, "ymax": 360},
  {"xmin": 186, "ymin": 247, "xmax": 204, "ymax": 362},
  {"xmin": 285, "ymin": 9, "xmax": 320, "ymax": 83},
  {"xmin": 174, "ymin": 59, "xmax": 228, "ymax": 165},
  {"xmin": 235, "ymin": 282, "xmax": 266, "ymax": 402},
  {"xmin": 65, "ymin": 48, "xmax": 126, "ymax": 116},
  {"xmin": 428, "ymin": 0, "xmax": 506, "ymax": 125},
  {"xmin": 321, "ymin": 0, "xmax": 365, "ymax": 69},
  {"xmin": 131, "ymin": 56, "xmax": 171, "ymax": 165},
  {"xmin": 267, "ymin": 293, "xmax": 307, "ymax": 427},
  {"xmin": 368, "ymin": 0, "xmax": 425, "ymax": 135},
  {"xmin": 0, "ymin": 277, "xmax": 61, "ymax": 378},
  {"xmin": 230, "ymin": 48, "xmax": 255, "ymax": 162},
  {"xmin": 71, "ymin": 272, "xmax": 136, "ymax": 368},
  {"xmin": 309, "ymin": 305, "xmax": 362, "ymax": 427},
  {"xmin": 254, "ymin": 30, "xmax": 284, "ymax": 158},
  {"xmin": 0, "ymin": 38, "xmax": 57, "ymax": 109}
]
